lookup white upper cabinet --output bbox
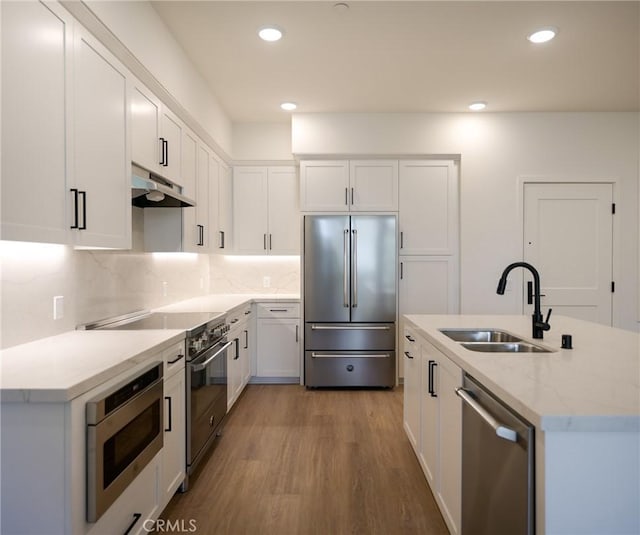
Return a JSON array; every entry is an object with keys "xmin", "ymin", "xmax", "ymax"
[
  {"xmin": 300, "ymin": 160, "xmax": 398, "ymax": 212},
  {"xmin": 233, "ymin": 166, "xmax": 299, "ymax": 255},
  {"xmin": 1, "ymin": 1, "xmax": 70, "ymax": 244},
  {"xmin": 349, "ymin": 160, "xmax": 398, "ymax": 211},
  {"xmin": 130, "ymin": 82, "xmax": 184, "ymax": 187},
  {"xmin": 71, "ymin": 28, "xmax": 131, "ymax": 249},
  {"xmin": 217, "ymin": 163, "xmax": 233, "ymax": 252},
  {"xmin": 195, "ymin": 143, "xmax": 212, "ymax": 251},
  {"xmin": 399, "ymin": 160, "xmax": 458, "ymax": 255}
]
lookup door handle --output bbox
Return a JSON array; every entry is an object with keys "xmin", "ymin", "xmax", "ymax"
[
  {"xmin": 79, "ymin": 191, "xmax": 87, "ymax": 230},
  {"xmin": 70, "ymin": 189, "xmax": 79, "ymax": 229},
  {"xmin": 456, "ymin": 388, "xmax": 518, "ymax": 442},
  {"xmin": 244, "ymin": 329, "xmax": 248, "ymax": 350},
  {"xmin": 351, "ymin": 229, "xmax": 358, "ymax": 308},
  {"xmin": 310, "ymin": 324, "xmax": 390, "ymax": 331},
  {"xmin": 124, "ymin": 513, "xmax": 142, "ymax": 535},
  {"xmin": 428, "ymin": 360, "xmax": 437, "ymax": 397},
  {"xmin": 343, "ymin": 229, "xmax": 349, "ymax": 308},
  {"xmin": 164, "ymin": 396, "xmax": 172, "ymax": 432},
  {"xmin": 159, "ymin": 137, "xmax": 166, "ymax": 166},
  {"xmin": 311, "ymin": 353, "xmax": 390, "ymax": 359},
  {"xmin": 295, "ymin": 324, "xmax": 299, "ymax": 342},
  {"xmin": 234, "ymin": 337, "xmax": 240, "ymax": 360},
  {"xmin": 404, "ymin": 351, "xmax": 414, "ymax": 359},
  {"xmin": 219, "ymin": 230, "xmax": 225, "ymax": 249}
]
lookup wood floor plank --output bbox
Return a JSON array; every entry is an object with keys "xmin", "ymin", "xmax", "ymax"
[{"xmin": 161, "ymin": 385, "xmax": 449, "ymax": 535}]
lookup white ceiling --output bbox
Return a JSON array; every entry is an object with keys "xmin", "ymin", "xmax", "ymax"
[{"xmin": 150, "ymin": 1, "xmax": 640, "ymax": 123}]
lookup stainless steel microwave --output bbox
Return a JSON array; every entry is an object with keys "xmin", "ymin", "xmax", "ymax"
[{"xmin": 86, "ymin": 362, "xmax": 164, "ymax": 522}]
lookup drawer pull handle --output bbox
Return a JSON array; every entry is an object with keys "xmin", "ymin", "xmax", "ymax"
[
  {"xmin": 124, "ymin": 513, "xmax": 142, "ymax": 535},
  {"xmin": 269, "ymin": 309, "xmax": 288, "ymax": 312},
  {"xmin": 167, "ymin": 354, "xmax": 184, "ymax": 365},
  {"xmin": 311, "ymin": 353, "xmax": 390, "ymax": 359}
]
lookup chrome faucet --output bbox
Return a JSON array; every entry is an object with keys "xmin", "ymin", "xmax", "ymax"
[{"xmin": 497, "ymin": 262, "xmax": 552, "ymax": 339}]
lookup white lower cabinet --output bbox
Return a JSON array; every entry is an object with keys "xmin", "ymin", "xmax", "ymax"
[
  {"xmin": 255, "ymin": 302, "xmax": 300, "ymax": 382},
  {"xmin": 160, "ymin": 342, "xmax": 186, "ymax": 509},
  {"xmin": 404, "ymin": 333, "xmax": 462, "ymax": 535},
  {"xmin": 227, "ymin": 304, "xmax": 253, "ymax": 409}
]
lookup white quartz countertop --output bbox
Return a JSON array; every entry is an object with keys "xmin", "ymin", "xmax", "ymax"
[
  {"xmin": 404, "ymin": 314, "xmax": 640, "ymax": 432},
  {"xmin": 0, "ymin": 330, "xmax": 185, "ymax": 403},
  {"xmin": 0, "ymin": 294, "xmax": 299, "ymax": 403}
]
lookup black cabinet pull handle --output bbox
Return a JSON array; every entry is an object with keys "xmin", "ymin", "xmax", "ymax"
[
  {"xmin": 164, "ymin": 395, "xmax": 172, "ymax": 432},
  {"xmin": 167, "ymin": 354, "xmax": 184, "ymax": 365},
  {"xmin": 197, "ymin": 225, "xmax": 204, "ymax": 246},
  {"xmin": 345, "ymin": 187, "xmax": 348, "ymax": 205},
  {"xmin": 295, "ymin": 324, "xmax": 299, "ymax": 342},
  {"xmin": 244, "ymin": 310, "xmax": 251, "ymax": 315},
  {"xmin": 404, "ymin": 351, "xmax": 414, "ymax": 359},
  {"xmin": 350, "ymin": 187, "xmax": 354, "ymax": 205},
  {"xmin": 164, "ymin": 139, "xmax": 168, "ymax": 167},
  {"xmin": 159, "ymin": 137, "xmax": 165, "ymax": 166},
  {"xmin": 244, "ymin": 329, "xmax": 248, "ymax": 349},
  {"xmin": 124, "ymin": 513, "xmax": 142, "ymax": 535},
  {"xmin": 400, "ymin": 261, "xmax": 404, "ymax": 280},
  {"xmin": 405, "ymin": 334, "xmax": 415, "ymax": 342},
  {"xmin": 263, "ymin": 233, "xmax": 267, "ymax": 250},
  {"xmin": 79, "ymin": 191, "xmax": 87, "ymax": 230},
  {"xmin": 219, "ymin": 230, "xmax": 225, "ymax": 249},
  {"xmin": 428, "ymin": 360, "xmax": 438, "ymax": 397},
  {"xmin": 70, "ymin": 189, "xmax": 79, "ymax": 229},
  {"xmin": 234, "ymin": 337, "xmax": 240, "ymax": 359},
  {"xmin": 269, "ymin": 234, "xmax": 272, "ymax": 250},
  {"xmin": 400, "ymin": 231, "xmax": 404, "ymax": 249}
]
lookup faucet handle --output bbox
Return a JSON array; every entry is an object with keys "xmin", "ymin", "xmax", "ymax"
[{"xmin": 542, "ymin": 308, "xmax": 553, "ymax": 330}]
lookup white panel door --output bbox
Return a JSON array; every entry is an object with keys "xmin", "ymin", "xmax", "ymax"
[
  {"xmin": 160, "ymin": 109, "xmax": 182, "ymax": 185},
  {"xmin": 233, "ymin": 167, "xmax": 268, "ymax": 254},
  {"xmin": 218, "ymin": 164, "xmax": 233, "ymax": 251},
  {"xmin": 181, "ymin": 129, "xmax": 198, "ymax": 252},
  {"xmin": 349, "ymin": 160, "xmax": 399, "ymax": 211},
  {"xmin": 1, "ymin": 1, "xmax": 69, "ymax": 244},
  {"xmin": 208, "ymin": 155, "xmax": 220, "ymax": 252},
  {"xmin": 256, "ymin": 319, "xmax": 300, "ymax": 377},
  {"xmin": 268, "ymin": 167, "xmax": 300, "ymax": 254},
  {"xmin": 130, "ymin": 84, "xmax": 160, "ymax": 174},
  {"xmin": 524, "ymin": 183, "xmax": 613, "ymax": 325},
  {"xmin": 299, "ymin": 160, "xmax": 349, "ymax": 211},
  {"xmin": 399, "ymin": 161, "xmax": 458, "ymax": 255},
  {"xmin": 73, "ymin": 30, "xmax": 130, "ymax": 249},
  {"xmin": 195, "ymin": 144, "xmax": 211, "ymax": 251}
]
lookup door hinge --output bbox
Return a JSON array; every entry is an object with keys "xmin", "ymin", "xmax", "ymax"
[
  {"xmin": 611, "ymin": 281, "xmax": 615, "ymax": 293},
  {"xmin": 612, "ymin": 203, "xmax": 616, "ymax": 214}
]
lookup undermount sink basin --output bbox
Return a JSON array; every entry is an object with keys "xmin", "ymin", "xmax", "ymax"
[
  {"xmin": 440, "ymin": 329, "xmax": 524, "ymax": 343},
  {"xmin": 461, "ymin": 342, "xmax": 553, "ymax": 353}
]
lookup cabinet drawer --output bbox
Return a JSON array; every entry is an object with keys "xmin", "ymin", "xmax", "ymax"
[
  {"xmin": 257, "ymin": 302, "xmax": 300, "ymax": 319},
  {"xmin": 163, "ymin": 341, "xmax": 186, "ymax": 377},
  {"xmin": 305, "ymin": 351, "xmax": 395, "ymax": 388},
  {"xmin": 228, "ymin": 303, "xmax": 252, "ymax": 326}
]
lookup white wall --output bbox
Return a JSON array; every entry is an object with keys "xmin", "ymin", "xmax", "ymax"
[
  {"xmin": 292, "ymin": 112, "xmax": 640, "ymax": 330},
  {"xmin": 84, "ymin": 1, "xmax": 233, "ymax": 156},
  {"xmin": 232, "ymin": 122, "xmax": 293, "ymax": 162}
]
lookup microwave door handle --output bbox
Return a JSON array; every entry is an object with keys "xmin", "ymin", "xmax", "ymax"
[{"xmin": 190, "ymin": 341, "xmax": 232, "ymax": 372}]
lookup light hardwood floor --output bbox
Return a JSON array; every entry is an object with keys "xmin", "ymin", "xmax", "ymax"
[{"xmin": 161, "ymin": 385, "xmax": 448, "ymax": 535}]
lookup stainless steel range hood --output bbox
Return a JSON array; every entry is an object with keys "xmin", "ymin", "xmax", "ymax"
[{"xmin": 131, "ymin": 164, "xmax": 195, "ymax": 208}]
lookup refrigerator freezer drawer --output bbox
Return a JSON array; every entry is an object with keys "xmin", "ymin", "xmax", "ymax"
[
  {"xmin": 305, "ymin": 323, "xmax": 395, "ymax": 351},
  {"xmin": 305, "ymin": 351, "xmax": 395, "ymax": 387}
]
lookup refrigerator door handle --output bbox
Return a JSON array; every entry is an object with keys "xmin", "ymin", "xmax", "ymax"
[
  {"xmin": 352, "ymin": 229, "xmax": 358, "ymax": 308},
  {"xmin": 343, "ymin": 229, "xmax": 349, "ymax": 308},
  {"xmin": 310, "ymin": 324, "xmax": 391, "ymax": 331}
]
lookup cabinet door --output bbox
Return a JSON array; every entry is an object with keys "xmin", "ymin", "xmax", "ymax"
[
  {"xmin": 227, "ymin": 329, "xmax": 242, "ymax": 409},
  {"xmin": 130, "ymin": 83, "xmax": 161, "ymax": 174},
  {"xmin": 73, "ymin": 30, "xmax": 131, "ymax": 249},
  {"xmin": 161, "ymin": 371, "xmax": 185, "ymax": 508},
  {"xmin": 267, "ymin": 167, "xmax": 300, "ymax": 254},
  {"xmin": 399, "ymin": 161, "xmax": 458, "ymax": 255},
  {"xmin": 241, "ymin": 324, "xmax": 251, "ymax": 386},
  {"xmin": 208, "ymin": 155, "xmax": 221, "ymax": 252},
  {"xmin": 437, "ymin": 356, "xmax": 462, "ymax": 535},
  {"xmin": 1, "ymin": 1, "xmax": 69, "ymax": 244},
  {"xmin": 399, "ymin": 256, "xmax": 459, "ymax": 316},
  {"xmin": 195, "ymin": 144, "xmax": 211, "ymax": 251},
  {"xmin": 233, "ymin": 167, "xmax": 268, "ymax": 254},
  {"xmin": 218, "ymin": 163, "xmax": 233, "ymax": 251},
  {"xmin": 300, "ymin": 160, "xmax": 350, "ymax": 211},
  {"xmin": 160, "ymin": 109, "xmax": 183, "ymax": 185},
  {"xmin": 349, "ymin": 160, "xmax": 399, "ymax": 211},
  {"xmin": 419, "ymin": 343, "xmax": 439, "ymax": 489},
  {"xmin": 402, "ymin": 328, "xmax": 421, "ymax": 453},
  {"xmin": 181, "ymin": 128, "xmax": 198, "ymax": 252},
  {"xmin": 256, "ymin": 319, "xmax": 300, "ymax": 378}
]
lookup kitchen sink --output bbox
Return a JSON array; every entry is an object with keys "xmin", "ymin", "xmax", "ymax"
[
  {"xmin": 439, "ymin": 329, "xmax": 524, "ymax": 343},
  {"xmin": 461, "ymin": 342, "xmax": 553, "ymax": 353}
]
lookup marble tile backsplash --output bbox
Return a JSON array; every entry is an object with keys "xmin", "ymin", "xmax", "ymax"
[{"xmin": 209, "ymin": 254, "xmax": 301, "ymax": 294}]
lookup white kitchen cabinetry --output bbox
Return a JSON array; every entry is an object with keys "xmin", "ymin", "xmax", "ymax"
[
  {"xmin": 130, "ymin": 81, "xmax": 184, "ymax": 187},
  {"xmin": 1, "ymin": 1, "xmax": 70, "ymax": 244},
  {"xmin": 233, "ymin": 166, "xmax": 299, "ymax": 254},
  {"xmin": 227, "ymin": 304, "xmax": 253, "ymax": 409},
  {"xmin": 399, "ymin": 161, "xmax": 458, "ymax": 255},
  {"xmin": 402, "ymin": 326, "xmax": 421, "ymax": 453},
  {"xmin": 217, "ymin": 162, "xmax": 233, "ymax": 251},
  {"xmin": 255, "ymin": 302, "xmax": 300, "ymax": 382},
  {"xmin": 160, "ymin": 342, "xmax": 186, "ymax": 509},
  {"xmin": 299, "ymin": 160, "xmax": 398, "ymax": 212},
  {"xmin": 71, "ymin": 27, "xmax": 131, "ymax": 249},
  {"xmin": 412, "ymin": 337, "xmax": 462, "ymax": 535}
]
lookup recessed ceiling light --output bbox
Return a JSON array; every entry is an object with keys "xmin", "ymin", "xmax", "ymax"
[
  {"xmin": 468, "ymin": 101, "xmax": 487, "ymax": 111},
  {"xmin": 527, "ymin": 27, "xmax": 557, "ymax": 44},
  {"xmin": 258, "ymin": 27, "xmax": 283, "ymax": 42},
  {"xmin": 280, "ymin": 102, "xmax": 297, "ymax": 111}
]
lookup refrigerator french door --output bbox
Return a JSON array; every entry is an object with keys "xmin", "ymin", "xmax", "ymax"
[{"xmin": 304, "ymin": 215, "xmax": 396, "ymax": 387}]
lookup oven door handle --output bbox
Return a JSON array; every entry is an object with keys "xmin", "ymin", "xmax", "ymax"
[{"xmin": 190, "ymin": 340, "xmax": 232, "ymax": 372}]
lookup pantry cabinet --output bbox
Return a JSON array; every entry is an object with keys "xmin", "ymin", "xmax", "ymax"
[
  {"xmin": 233, "ymin": 166, "xmax": 299, "ymax": 254},
  {"xmin": 1, "ymin": 1, "xmax": 70, "ymax": 244},
  {"xmin": 399, "ymin": 160, "xmax": 458, "ymax": 255},
  {"xmin": 299, "ymin": 160, "xmax": 398, "ymax": 212},
  {"xmin": 255, "ymin": 302, "xmax": 301, "ymax": 381},
  {"xmin": 71, "ymin": 27, "xmax": 131, "ymax": 249}
]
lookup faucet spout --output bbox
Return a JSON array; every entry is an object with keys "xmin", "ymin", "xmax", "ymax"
[{"xmin": 497, "ymin": 262, "xmax": 551, "ymax": 339}]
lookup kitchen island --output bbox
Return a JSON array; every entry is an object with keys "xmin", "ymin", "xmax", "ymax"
[{"xmin": 403, "ymin": 314, "xmax": 639, "ymax": 535}]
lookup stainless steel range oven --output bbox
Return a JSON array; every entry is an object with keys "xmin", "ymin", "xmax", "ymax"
[
  {"xmin": 83, "ymin": 310, "xmax": 230, "ymax": 492},
  {"xmin": 86, "ymin": 361, "xmax": 164, "ymax": 522}
]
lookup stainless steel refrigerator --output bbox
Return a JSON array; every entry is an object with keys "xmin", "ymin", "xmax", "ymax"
[{"xmin": 304, "ymin": 215, "xmax": 397, "ymax": 387}]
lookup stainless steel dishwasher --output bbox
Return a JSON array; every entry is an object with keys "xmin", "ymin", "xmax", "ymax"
[{"xmin": 456, "ymin": 374, "xmax": 534, "ymax": 535}]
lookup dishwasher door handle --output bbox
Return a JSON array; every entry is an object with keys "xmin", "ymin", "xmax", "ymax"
[{"xmin": 456, "ymin": 388, "xmax": 518, "ymax": 442}]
